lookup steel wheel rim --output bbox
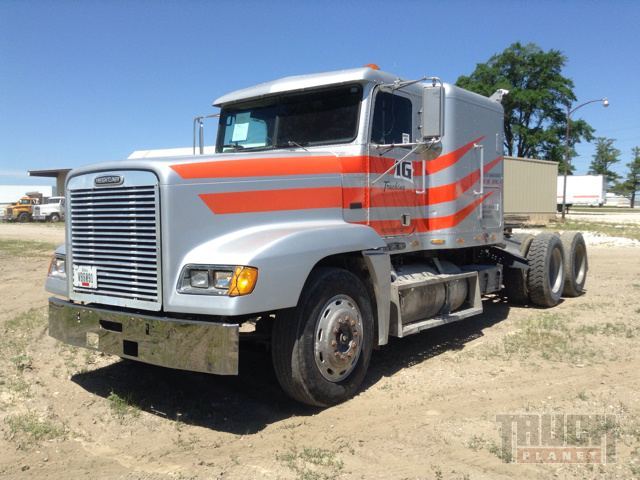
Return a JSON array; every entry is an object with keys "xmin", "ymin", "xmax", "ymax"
[
  {"xmin": 314, "ymin": 294, "xmax": 364, "ymax": 382},
  {"xmin": 574, "ymin": 243, "xmax": 587, "ymax": 285},
  {"xmin": 550, "ymin": 247, "xmax": 564, "ymax": 294}
]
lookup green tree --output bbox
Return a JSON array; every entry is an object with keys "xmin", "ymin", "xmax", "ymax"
[
  {"xmin": 456, "ymin": 42, "xmax": 594, "ymax": 172},
  {"xmin": 588, "ymin": 137, "xmax": 621, "ymax": 189},
  {"xmin": 620, "ymin": 147, "xmax": 640, "ymax": 208}
]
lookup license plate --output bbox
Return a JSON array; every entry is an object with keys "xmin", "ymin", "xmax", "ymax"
[{"xmin": 73, "ymin": 265, "xmax": 98, "ymax": 289}]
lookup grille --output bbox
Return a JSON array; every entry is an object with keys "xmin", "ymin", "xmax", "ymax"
[{"xmin": 69, "ymin": 183, "xmax": 161, "ymax": 308}]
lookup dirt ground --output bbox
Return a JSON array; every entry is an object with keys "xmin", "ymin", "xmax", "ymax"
[{"xmin": 1, "ymin": 222, "xmax": 639, "ymax": 479}]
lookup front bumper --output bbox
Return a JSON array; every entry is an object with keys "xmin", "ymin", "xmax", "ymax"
[
  {"xmin": 32, "ymin": 214, "xmax": 46, "ymax": 221},
  {"xmin": 48, "ymin": 297, "xmax": 239, "ymax": 375}
]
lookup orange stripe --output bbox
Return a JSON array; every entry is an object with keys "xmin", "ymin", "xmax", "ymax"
[
  {"xmin": 199, "ymin": 156, "xmax": 502, "ymax": 215},
  {"xmin": 199, "ymin": 187, "xmax": 342, "ymax": 214},
  {"xmin": 419, "ymin": 192, "xmax": 493, "ymax": 231},
  {"xmin": 343, "ymin": 155, "xmax": 501, "ymax": 209},
  {"xmin": 171, "ymin": 138, "xmax": 484, "ymax": 179},
  {"xmin": 360, "ymin": 192, "xmax": 494, "ymax": 235},
  {"xmin": 172, "ymin": 155, "xmax": 348, "ymax": 179},
  {"xmin": 421, "ymin": 137, "xmax": 483, "ymax": 175}
]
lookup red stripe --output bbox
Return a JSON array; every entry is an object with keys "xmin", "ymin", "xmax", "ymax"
[
  {"xmin": 199, "ymin": 156, "xmax": 502, "ymax": 215},
  {"xmin": 421, "ymin": 137, "xmax": 483, "ymax": 175},
  {"xmin": 344, "ymin": 155, "xmax": 502, "ymax": 209},
  {"xmin": 170, "ymin": 137, "xmax": 483, "ymax": 179},
  {"xmin": 361, "ymin": 192, "xmax": 494, "ymax": 235},
  {"xmin": 199, "ymin": 187, "xmax": 342, "ymax": 214}
]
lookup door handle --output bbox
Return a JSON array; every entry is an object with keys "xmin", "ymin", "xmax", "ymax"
[{"xmin": 472, "ymin": 143, "xmax": 484, "ymax": 196}]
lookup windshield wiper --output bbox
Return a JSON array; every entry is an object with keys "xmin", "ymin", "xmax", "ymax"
[
  {"xmin": 275, "ymin": 140, "xmax": 309, "ymax": 151},
  {"xmin": 221, "ymin": 143, "xmax": 245, "ymax": 151}
]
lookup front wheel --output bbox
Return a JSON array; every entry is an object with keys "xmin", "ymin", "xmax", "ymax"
[
  {"xmin": 17, "ymin": 212, "xmax": 30, "ymax": 223},
  {"xmin": 271, "ymin": 267, "xmax": 374, "ymax": 407},
  {"xmin": 49, "ymin": 213, "xmax": 61, "ymax": 223}
]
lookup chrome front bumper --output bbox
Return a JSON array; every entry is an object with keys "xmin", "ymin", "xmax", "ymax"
[{"xmin": 48, "ymin": 297, "xmax": 239, "ymax": 375}]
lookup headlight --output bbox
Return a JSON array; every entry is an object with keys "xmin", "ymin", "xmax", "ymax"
[
  {"xmin": 178, "ymin": 265, "xmax": 258, "ymax": 296},
  {"xmin": 48, "ymin": 254, "xmax": 66, "ymax": 279}
]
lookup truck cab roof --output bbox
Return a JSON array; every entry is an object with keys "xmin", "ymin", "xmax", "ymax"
[{"xmin": 213, "ymin": 67, "xmax": 402, "ymax": 106}]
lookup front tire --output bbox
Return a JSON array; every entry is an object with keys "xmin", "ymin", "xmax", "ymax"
[
  {"xmin": 17, "ymin": 212, "xmax": 30, "ymax": 223},
  {"xmin": 49, "ymin": 213, "xmax": 61, "ymax": 223},
  {"xmin": 271, "ymin": 267, "xmax": 374, "ymax": 407}
]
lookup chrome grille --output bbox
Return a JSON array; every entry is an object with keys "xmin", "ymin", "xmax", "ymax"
[{"xmin": 68, "ymin": 177, "xmax": 161, "ymax": 310}]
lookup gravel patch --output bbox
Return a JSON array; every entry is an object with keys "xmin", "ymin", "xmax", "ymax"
[{"xmin": 514, "ymin": 228, "xmax": 640, "ymax": 247}]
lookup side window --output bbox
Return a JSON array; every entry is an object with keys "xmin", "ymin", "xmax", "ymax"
[{"xmin": 371, "ymin": 92, "xmax": 412, "ymax": 144}]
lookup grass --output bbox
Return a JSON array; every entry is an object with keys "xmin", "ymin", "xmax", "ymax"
[
  {"xmin": 4, "ymin": 412, "xmax": 66, "ymax": 448},
  {"xmin": 466, "ymin": 434, "xmax": 512, "ymax": 462},
  {"xmin": 0, "ymin": 238, "xmax": 58, "ymax": 257},
  {"xmin": 543, "ymin": 220, "xmax": 640, "ymax": 241},
  {"xmin": 576, "ymin": 322, "xmax": 637, "ymax": 338},
  {"xmin": 0, "ymin": 308, "xmax": 48, "ymax": 398},
  {"xmin": 277, "ymin": 446, "xmax": 345, "ymax": 480},
  {"xmin": 5, "ymin": 307, "xmax": 47, "ymax": 332},
  {"xmin": 503, "ymin": 314, "xmax": 595, "ymax": 363},
  {"xmin": 470, "ymin": 313, "xmax": 603, "ymax": 365},
  {"xmin": 107, "ymin": 391, "xmax": 140, "ymax": 419},
  {"xmin": 571, "ymin": 206, "xmax": 638, "ymax": 213},
  {"xmin": 564, "ymin": 415, "xmax": 621, "ymax": 446}
]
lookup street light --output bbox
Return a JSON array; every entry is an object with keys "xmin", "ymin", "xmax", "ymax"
[{"xmin": 561, "ymin": 97, "xmax": 609, "ymax": 220}]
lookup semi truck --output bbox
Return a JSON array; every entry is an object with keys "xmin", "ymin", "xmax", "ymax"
[
  {"xmin": 32, "ymin": 196, "xmax": 66, "ymax": 222},
  {"xmin": 46, "ymin": 66, "xmax": 588, "ymax": 406},
  {"xmin": 557, "ymin": 174, "xmax": 606, "ymax": 211},
  {"xmin": 3, "ymin": 192, "xmax": 43, "ymax": 222}
]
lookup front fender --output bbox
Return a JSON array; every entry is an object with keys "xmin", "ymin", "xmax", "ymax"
[{"xmin": 164, "ymin": 220, "xmax": 386, "ymax": 317}]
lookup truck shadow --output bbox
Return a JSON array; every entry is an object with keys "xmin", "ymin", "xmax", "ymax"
[{"xmin": 71, "ymin": 298, "xmax": 512, "ymax": 435}]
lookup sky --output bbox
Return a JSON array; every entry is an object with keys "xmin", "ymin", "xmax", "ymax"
[{"xmin": 1, "ymin": 0, "xmax": 639, "ymax": 188}]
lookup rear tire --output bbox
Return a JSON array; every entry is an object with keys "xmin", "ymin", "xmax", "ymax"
[
  {"xmin": 526, "ymin": 233, "xmax": 565, "ymax": 307},
  {"xmin": 271, "ymin": 267, "xmax": 374, "ymax": 407},
  {"xmin": 503, "ymin": 233, "xmax": 534, "ymax": 305},
  {"xmin": 560, "ymin": 232, "xmax": 588, "ymax": 297}
]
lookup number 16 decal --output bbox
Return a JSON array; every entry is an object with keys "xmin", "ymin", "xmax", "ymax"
[{"xmin": 394, "ymin": 160, "xmax": 413, "ymax": 182}]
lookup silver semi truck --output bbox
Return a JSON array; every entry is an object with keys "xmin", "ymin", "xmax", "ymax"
[{"xmin": 46, "ymin": 67, "xmax": 588, "ymax": 406}]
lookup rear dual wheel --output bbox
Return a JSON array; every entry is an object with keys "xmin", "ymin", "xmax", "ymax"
[
  {"xmin": 526, "ymin": 233, "xmax": 565, "ymax": 307},
  {"xmin": 271, "ymin": 267, "xmax": 374, "ymax": 407},
  {"xmin": 560, "ymin": 232, "xmax": 588, "ymax": 297},
  {"xmin": 503, "ymin": 233, "xmax": 535, "ymax": 305}
]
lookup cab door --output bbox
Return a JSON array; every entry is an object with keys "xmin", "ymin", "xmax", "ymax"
[{"xmin": 366, "ymin": 89, "xmax": 420, "ymax": 237}]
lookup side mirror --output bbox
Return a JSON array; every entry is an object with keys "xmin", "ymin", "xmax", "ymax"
[{"xmin": 421, "ymin": 85, "xmax": 444, "ymax": 139}]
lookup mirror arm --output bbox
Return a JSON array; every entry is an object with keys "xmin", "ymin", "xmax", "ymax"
[{"xmin": 380, "ymin": 76, "xmax": 443, "ymax": 92}]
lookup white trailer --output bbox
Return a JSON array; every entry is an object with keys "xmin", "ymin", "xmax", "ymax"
[{"xmin": 557, "ymin": 175, "xmax": 605, "ymax": 209}]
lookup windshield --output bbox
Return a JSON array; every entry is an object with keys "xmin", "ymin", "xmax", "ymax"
[
  {"xmin": 46, "ymin": 198, "xmax": 60, "ymax": 204},
  {"xmin": 216, "ymin": 84, "xmax": 362, "ymax": 153},
  {"xmin": 19, "ymin": 199, "xmax": 31, "ymax": 205}
]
